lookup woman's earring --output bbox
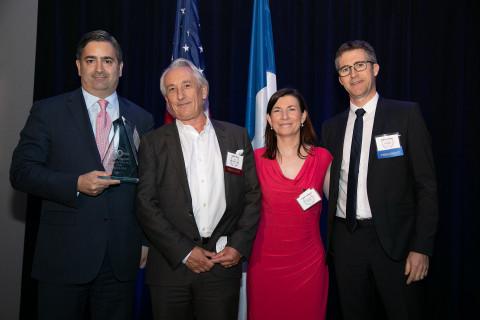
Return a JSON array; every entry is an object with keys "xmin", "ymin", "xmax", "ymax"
[{"xmin": 301, "ymin": 123, "xmax": 304, "ymax": 127}]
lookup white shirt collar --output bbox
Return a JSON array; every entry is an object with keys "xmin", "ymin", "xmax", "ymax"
[
  {"xmin": 175, "ymin": 112, "xmax": 212, "ymax": 134},
  {"xmin": 81, "ymin": 88, "xmax": 120, "ymax": 121},
  {"xmin": 82, "ymin": 87, "xmax": 118, "ymax": 109},
  {"xmin": 349, "ymin": 92, "xmax": 379, "ymax": 115}
]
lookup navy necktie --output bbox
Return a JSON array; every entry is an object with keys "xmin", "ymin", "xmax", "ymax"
[{"xmin": 346, "ymin": 108, "xmax": 366, "ymax": 232}]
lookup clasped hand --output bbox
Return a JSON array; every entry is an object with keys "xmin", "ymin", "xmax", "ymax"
[{"xmin": 185, "ymin": 246, "xmax": 242, "ymax": 274}]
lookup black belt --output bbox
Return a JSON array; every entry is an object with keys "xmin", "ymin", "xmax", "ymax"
[
  {"xmin": 201, "ymin": 237, "xmax": 210, "ymax": 244},
  {"xmin": 335, "ymin": 216, "xmax": 373, "ymax": 228}
]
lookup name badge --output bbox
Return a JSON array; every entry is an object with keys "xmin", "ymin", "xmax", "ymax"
[
  {"xmin": 296, "ymin": 188, "xmax": 321, "ymax": 211},
  {"xmin": 216, "ymin": 236, "xmax": 228, "ymax": 253},
  {"xmin": 225, "ymin": 150, "xmax": 244, "ymax": 176},
  {"xmin": 375, "ymin": 133, "xmax": 404, "ymax": 159}
]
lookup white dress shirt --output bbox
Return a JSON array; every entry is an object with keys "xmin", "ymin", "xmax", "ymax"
[
  {"xmin": 337, "ymin": 93, "xmax": 379, "ymax": 220},
  {"xmin": 176, "ymin": 115, "xmax": 226, "ymax": 238}
]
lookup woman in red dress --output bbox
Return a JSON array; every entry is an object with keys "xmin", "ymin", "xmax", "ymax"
[{"xmin": 247, "ymin": 88, "xmax": 332, "ymax": 320}]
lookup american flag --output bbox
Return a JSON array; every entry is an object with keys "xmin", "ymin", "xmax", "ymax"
[{"xmin": 165, "ymin": 0, "xmax": 207, "ymax": 124}]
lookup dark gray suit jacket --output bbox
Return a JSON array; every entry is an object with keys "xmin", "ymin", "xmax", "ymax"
[
  {"xmin": 135, "ymin": 120, "xmax": 261, "ymax": 286},
  {"xmin": 321, "ymin": 97, "xmax": 438, "ymax": 262},
  {"xmin": 10, "ymin": 88, "xmax": 154, "ymax": 283}
]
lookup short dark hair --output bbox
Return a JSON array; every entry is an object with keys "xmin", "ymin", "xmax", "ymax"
[
  {"xmin": 263, "ymin": 88, "xmax": 318, "ymax": 160},
  {"xmin": 76, "ymin": 30, "xmax": 123, "ymax": 62},
  {"xmin": 335, "ymin": 40, "xmax": 377, "ymax": 69}
]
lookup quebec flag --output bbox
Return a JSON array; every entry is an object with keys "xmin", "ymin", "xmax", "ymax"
[
  {"xmin": 239, "ymin": 2, "xmax": 277, "ymax": 318},
  {"xmin": 245, "ymin": 0, "xmax": 277, "ymax": 150}
]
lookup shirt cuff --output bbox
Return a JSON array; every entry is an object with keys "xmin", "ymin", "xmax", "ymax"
[{"xmin": 182, "ymin": 250, "xmax": 193, "ymax": 264}]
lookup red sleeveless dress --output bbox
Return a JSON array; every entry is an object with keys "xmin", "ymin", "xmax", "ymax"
[{"xmin": 247, "ymin": 147, "xmax": 332, "ymax": 320}]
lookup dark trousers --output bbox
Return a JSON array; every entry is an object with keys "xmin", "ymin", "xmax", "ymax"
[
  {"xmin": 149, "ymin": 271, "xmax": 241, "ymax": 320},
  {"xmin": 333, "ymin": 218, "xmax": 424, "ymax": 320},
  {"xmin": 37, "ymin": 252, "xmax": 135, "ymax": 320}
]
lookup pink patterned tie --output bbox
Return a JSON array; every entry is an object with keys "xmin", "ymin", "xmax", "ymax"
[{"xmin": 95, "ymin": 100, "xmax": 112, "ymax": 171}]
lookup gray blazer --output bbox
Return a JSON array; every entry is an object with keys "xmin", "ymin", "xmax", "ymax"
[{"xmin": 135, "ymin": 120, "xmax": 261, "ymax": 286}]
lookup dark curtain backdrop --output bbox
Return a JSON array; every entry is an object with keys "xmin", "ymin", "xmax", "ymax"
[{"xmin": 21, "ymin": 0, "xmax": 478, "ymax": 319}]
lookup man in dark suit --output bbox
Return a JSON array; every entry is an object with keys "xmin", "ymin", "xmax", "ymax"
[
  {"xmin": 135, "ymin": 58, "xmax": 261, "ymax": 320},
  {"xmin": 10, "ymin": 30, "xmax": 154, "ymax": 320},
  {"xmin": 321, "ymin": 40, "xmax": 438, "ymax": 319}
]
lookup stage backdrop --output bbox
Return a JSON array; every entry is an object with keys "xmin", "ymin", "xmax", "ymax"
[{"xmin": 20, "ymin": 0, "xmax": 479, "ymax": 319}]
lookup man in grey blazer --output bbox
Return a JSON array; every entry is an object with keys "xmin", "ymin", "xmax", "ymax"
[
  {"xmin": 135, "ymin": 58, "xmax": 261, "ymax": 320},
  {"xmin": 10, "ymin": 30, "xmax": 154, "ymax": 319},
  {"xmin": 321, "ymin": 40, "xmax": 438, "ymax": 319}
]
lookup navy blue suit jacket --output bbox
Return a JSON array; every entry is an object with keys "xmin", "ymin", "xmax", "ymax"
[
  {"xmin": 321, "ymin": 97, "xmax": 438, "ymax": 262},
  {"xmin": 10, "ymin": 88, "xmax": 154, "ymax": 283}
]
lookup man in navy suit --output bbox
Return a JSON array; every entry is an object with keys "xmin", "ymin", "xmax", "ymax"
[
  {"xmin": 10, "ymin": 30, "xmax": 154, "ymax": 320},
  {"xmin": 321, "ymin": 40, "xmax": 438, "ymax": 319}
]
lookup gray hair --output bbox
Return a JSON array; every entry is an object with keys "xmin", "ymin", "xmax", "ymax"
[{"xmin": 160, "ymin": 58, "xmax": 209, "ymax": 98}]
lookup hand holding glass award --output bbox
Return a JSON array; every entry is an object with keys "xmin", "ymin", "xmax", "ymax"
[{"xmin": 99, "ymin": 120, "xmax": 139, "ymax": 183}]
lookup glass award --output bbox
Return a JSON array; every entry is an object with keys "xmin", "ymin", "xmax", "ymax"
[{"xmin": 99, "ymin": 120, "xmax": 139, "ymax": 183}]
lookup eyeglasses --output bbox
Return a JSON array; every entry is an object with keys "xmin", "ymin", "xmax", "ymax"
[{"xmin": 337, "ymin": 61, "xmax": 374, "ymax": 77}]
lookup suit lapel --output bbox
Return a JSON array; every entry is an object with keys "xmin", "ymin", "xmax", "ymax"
[
  {"xmin": 211, "ymin": 120, "xmax": 230, "ymax": 201},
  {"xmin": 209, "ymin": 120, "xmax": 233, "ymax": 240},
  {"xmin": 67, "ymin": 89, "xmax": 103, "ymax": 168},
  {"xmin": 330, "ymin": 110, "xmax": 349, "ymax": 200},
  {"xmin": 164, "ymin": 123, "xmax": 193, "ymax": 206},
  {"xmin": 368, "ymin": 96, "xmax": 388, "ymax": 171}
]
